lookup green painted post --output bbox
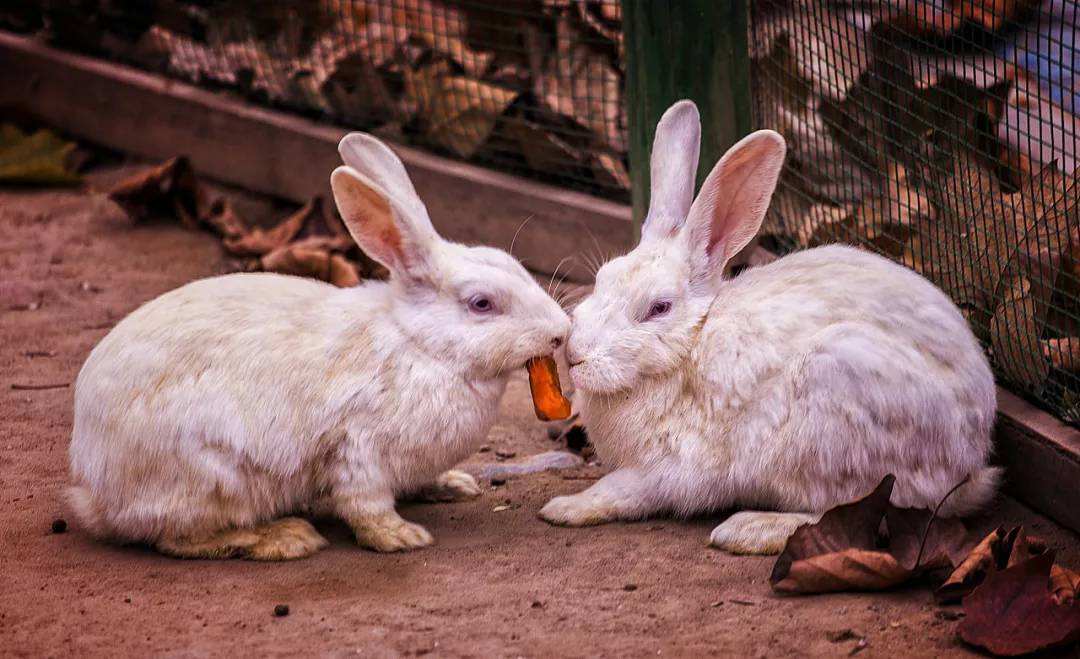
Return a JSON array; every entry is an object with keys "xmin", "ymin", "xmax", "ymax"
[{"xmin": 622, "ymin": 1, "xmax": 752, "ymax": 238}]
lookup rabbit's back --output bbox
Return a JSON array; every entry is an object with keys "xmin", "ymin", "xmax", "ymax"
[
  {"xmin": 693, "ymin": 245, "xmax": 997, "ymax": 514},
  {"xmin": 69, "ymin": 273, "xmax": 383, "ymax": 539}
]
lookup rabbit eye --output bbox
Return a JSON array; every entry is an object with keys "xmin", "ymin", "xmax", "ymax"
[
  {"xmin": 644, "ymin": 300, "xmax": 672, "ymax": 321},
  {"xmin": 467, "ymin": 294, "xmax": 495, "ymax": 314}
]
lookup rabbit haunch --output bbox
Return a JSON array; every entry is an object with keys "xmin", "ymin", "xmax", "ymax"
[
  {"xmin": 67, "ymin": 131, "xmax": 569, "ymax": 559},
  {"xmin": 540, "ymin": 100, "xmax": 999, "ymax": 555}
]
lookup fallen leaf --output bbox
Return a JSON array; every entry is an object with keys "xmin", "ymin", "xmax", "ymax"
[
  {"xmin": 770, "ymin": 475, "xmax": 970, "ymax": 594},
  {"xmin": 937, "ymin": 525, "xmax": 1050, "ymax": 603},
  {"xmin": 0, "ymin": 124, "xmax": 81, "ymax": 185},
  {"xmin": 200, "ymin": 198, "xmax": 248, "ymax": 242},
  {"xmin": 506, "ymin": 118, "xmax": 584, "ymax": 172},
  {"xmin": 260, "ymin": 244, "xmax": 332, "ymax": 281},
  {"xmin": 991, "ymin": 276, "xmax": 1050, "ymax": 392},
  {"xmin": 222, "ymin": 198, "xmax": 316, "ymax": 256},
  {"xmin": 328, "ymin": 253, "xmax": 361, "ymax": 287},
  {"xmin": 591, "ymin": 153, "xmax": 630, "ymax": 191},
  {"xmin": 108, "ymin": 157, "xmax": 203, "ymax": 228},
  {"xmin": 538, "ymin": 13, "xmax": 626, "ymax": 154},
  {"xmin": 959, "ymin": 552, "xmax": 1080, "ymax": 656},
  {"xmin": 937, "ymin": 527, "xmax": 1007, "ymax": 603},
  {"xmin": 406, "ymin": 62, "xmax": 518, "ymax": 159}
]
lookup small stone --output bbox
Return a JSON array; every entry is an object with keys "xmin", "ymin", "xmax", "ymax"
[
  {"xmin": 849, "ymin": 639, "xmax": 868, "ymax": 656},
  {"xmin": 124, "ymin": 597, "xmax": 131, "ymax": 604},
  {"xmin": 709, "ymin": 600, "xmax": 723, "ymax": 608},
  {"xmin": 888, "ymin": 621, "xmax": 900, "ymax": 629},
  {"xmin": 490, "ymin": 478, "xmax": 506, "ymax": 487},
  {"xmin": 531, "ymin": 601, "xmax": 543, "ymax": 609},
  {"xmin": 273, "ymin": 604, "xmax": 289, "ymax": 617},
  {"xmin": 494, "ymin": 450, "xmax": 516, "ymax": 459},
  {"xmin": 478, "ymin": 445, "xmax": 491, "ymax": 453},
  {"xmin": 622, "ymin": 584, "xmax": 637, "ymax": 592},
  {"xmin": 51, "ymin": 519, "xmax": 67, "ymax": 534},
  {"xmin": 492, "ymin": 505, "xmax": 510, "ymax": 512}
]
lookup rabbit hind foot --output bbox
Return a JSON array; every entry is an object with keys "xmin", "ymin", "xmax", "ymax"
[
  {"xmin": 709, "ymin": 511, "xmax": 821, "ymax": 556},
  {"xmin": 156, "ymin": 517, "xmax": 328, "ymax": 561}
]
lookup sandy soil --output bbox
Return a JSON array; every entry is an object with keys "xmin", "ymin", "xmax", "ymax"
[{"xmin": 2, "ymin": 169, "xmax": 1078, "ymax": 658}]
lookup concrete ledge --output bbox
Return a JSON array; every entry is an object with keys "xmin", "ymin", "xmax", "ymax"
[{"xmin": 0, "ymin": 32, "xmax": 632, "ymax": 282}]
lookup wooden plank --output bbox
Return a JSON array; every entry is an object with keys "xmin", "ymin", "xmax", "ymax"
[
  {"xmin": 0, "ymin": 32, "xmax": 632, "ymax": 282},
  {"xmin": 994, "ymin": 389, "xmax": 1080, "ymax": 532}
]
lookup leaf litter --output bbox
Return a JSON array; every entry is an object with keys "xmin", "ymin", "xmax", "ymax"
[
  {"xmin": 770, "ymin": 475, "xmax": 1080, "ymax": 655},
  {"xmin": 106, "ymin": 158, "xmax": 384, "ymax": 286}
]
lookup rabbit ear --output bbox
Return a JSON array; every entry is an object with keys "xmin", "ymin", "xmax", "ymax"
[
  {"xmin": 337, "ymin": 132, "xmax": 426, "ymax": 219},
  {"xmin": 641, "ymin": 100, "xmax": 701, "ymax": 242},
  {"xmin": 330, "ymin": 165, "xmax": 439, "ymax": 284},
  {"xmin": 681, "ymin": 130, "xmax": 786, "ymax": 286}
]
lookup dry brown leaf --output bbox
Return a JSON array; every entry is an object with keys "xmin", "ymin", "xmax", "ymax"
[
  {"xmin": 791, "ymin": 203, "xmax": 853, "ymax": 248},
  {"xmin": 222, "ymin": 198, "xmax": 317, "ymax": 257},
  {"xmin": 108, "ymin": 157, "xmax": 203, "ymax": 229},
  {"xmin": 770, "ymin": 475, "xmax": 970, "ymax": 594},
  {"xmin": 261, "ymin": 244, "xmax": 332, "ymax": 281},
  {"xmin": 538, "ymin": 13, "xmax": 625, "ymax": 154},
  {"xmin": 506, "ymin": 119, "xmax": 584, "ymax": 171},
  {"xmin": 1043, "ymin": 337, "xmax": 1080, "ymax": 371},
  {"xmin": 395, "ymin": 0, "xmax": 493, "ymax": 78},
  {"xmin": 329, "ymin": 253, "xmax": 361, "ymax": 288},
  {"xmin": 200, "ymin": 198, "xmax": 247, "ymax": 242},
  {"xmin": 591, "ymin": 153, "xmax": 630, "ymax": 191},
  {"xmin": 1051, "ymin": 565, "xmax": 1080, "ymax": 607},
  {"xmin": 959, "ymin": 552, "xmax": 1080, "ymax": 656},
  {"xmin": 303, "ymin": 20, "xmax": 410, "ymax": 125},
  {"xmin": 406, "ymin": 63, "xmax": 518, "ymax": 159},
  {"xmin": 937, "ymin": 527, "xmax": 1007, "ymax": 603},
  {"xmin": 991, "ymin": 276, "xmax": 1050, "ymax": 392},
  {"xmin": 937, "ymin": 525, "xmax": 1051, "ymax": 603}
]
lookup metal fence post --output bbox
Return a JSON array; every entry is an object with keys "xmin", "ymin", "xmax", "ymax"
[{"xmin": 623, "ymin": 0, "xmax": 752, "ymax": 238}]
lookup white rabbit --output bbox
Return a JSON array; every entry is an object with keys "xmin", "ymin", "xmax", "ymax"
[
  {"xmin": 540, "ymin": 100, "xmax": 999, "ymax": 554},
  {"xmin": 69, "ymin": 132, "xmax": 570, "ymax": 559}
]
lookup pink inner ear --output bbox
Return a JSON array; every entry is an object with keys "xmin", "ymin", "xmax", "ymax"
[
  {"xmin": 336, "ymin": 172, "xmax": 405, "ymax": 269},
  {"xmin": 705, "ymin": 146, "xmax": 774, "ymax": 260}
]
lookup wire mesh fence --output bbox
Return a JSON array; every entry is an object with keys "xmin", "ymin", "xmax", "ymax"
[
  {"xmin": 5, "ymin": 1, "xmax": 629, "ymax": 200},
  {"xmin": 751, "ymin": 0, "xmax": 1080, "ymax": 425}
]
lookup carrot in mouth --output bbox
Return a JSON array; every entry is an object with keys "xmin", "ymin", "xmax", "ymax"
[{"xmin": 526, "ymin": 356, "xmax": 572, "ymax": 421}]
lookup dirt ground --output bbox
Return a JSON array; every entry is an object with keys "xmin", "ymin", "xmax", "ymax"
[{"xmin": 2, "ymin": 166, "xmax": 1079, "ymax": 658}]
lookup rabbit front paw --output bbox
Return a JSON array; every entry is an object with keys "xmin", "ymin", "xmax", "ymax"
[
  {"xmin": 418, "ymin": 469, "xmax": 482, "ymax": 502},
  {"xmin": 538, "ymin": 493, "xmax": 616, "ymax": 527},
  {"xmin": 353, "ymin": 512, "xmax": 434, "ymax": 553}
]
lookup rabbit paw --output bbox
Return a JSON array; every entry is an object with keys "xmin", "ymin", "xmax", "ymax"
[
  {"xmin": 247, "ymin": 517, "xmax": 330, "ymax": 561},
  {"xmin": 156, "ymin": 517, "xmax": 327, "ymax": 561},
  {"xmin": 538, "ymin": 493, "xmax": 615, "ymax": 527},
  {"xmin": 709, "ymin": 511, "xmax": 819, "ymax": 555},
  {"xmin": 354, "ymin": 513, "xmax": 434, "ymax": 552},
  {"xmin": 419, "ymin": 470, "xmax": 482, "ymax": 502}
]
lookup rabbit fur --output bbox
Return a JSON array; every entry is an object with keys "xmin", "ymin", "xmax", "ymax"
[
  {"xmin": 69, "ymin": 133, "xmax": 570, "ymax": 559},
  {"xmin": 540, "ymin": 100, "xmax": 1000, "ymax": 554}
]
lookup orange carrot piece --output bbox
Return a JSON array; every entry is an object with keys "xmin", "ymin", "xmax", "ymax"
[{"xmin": 526, "ymin": 356, "xmax": 572, "ymax": 421}]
